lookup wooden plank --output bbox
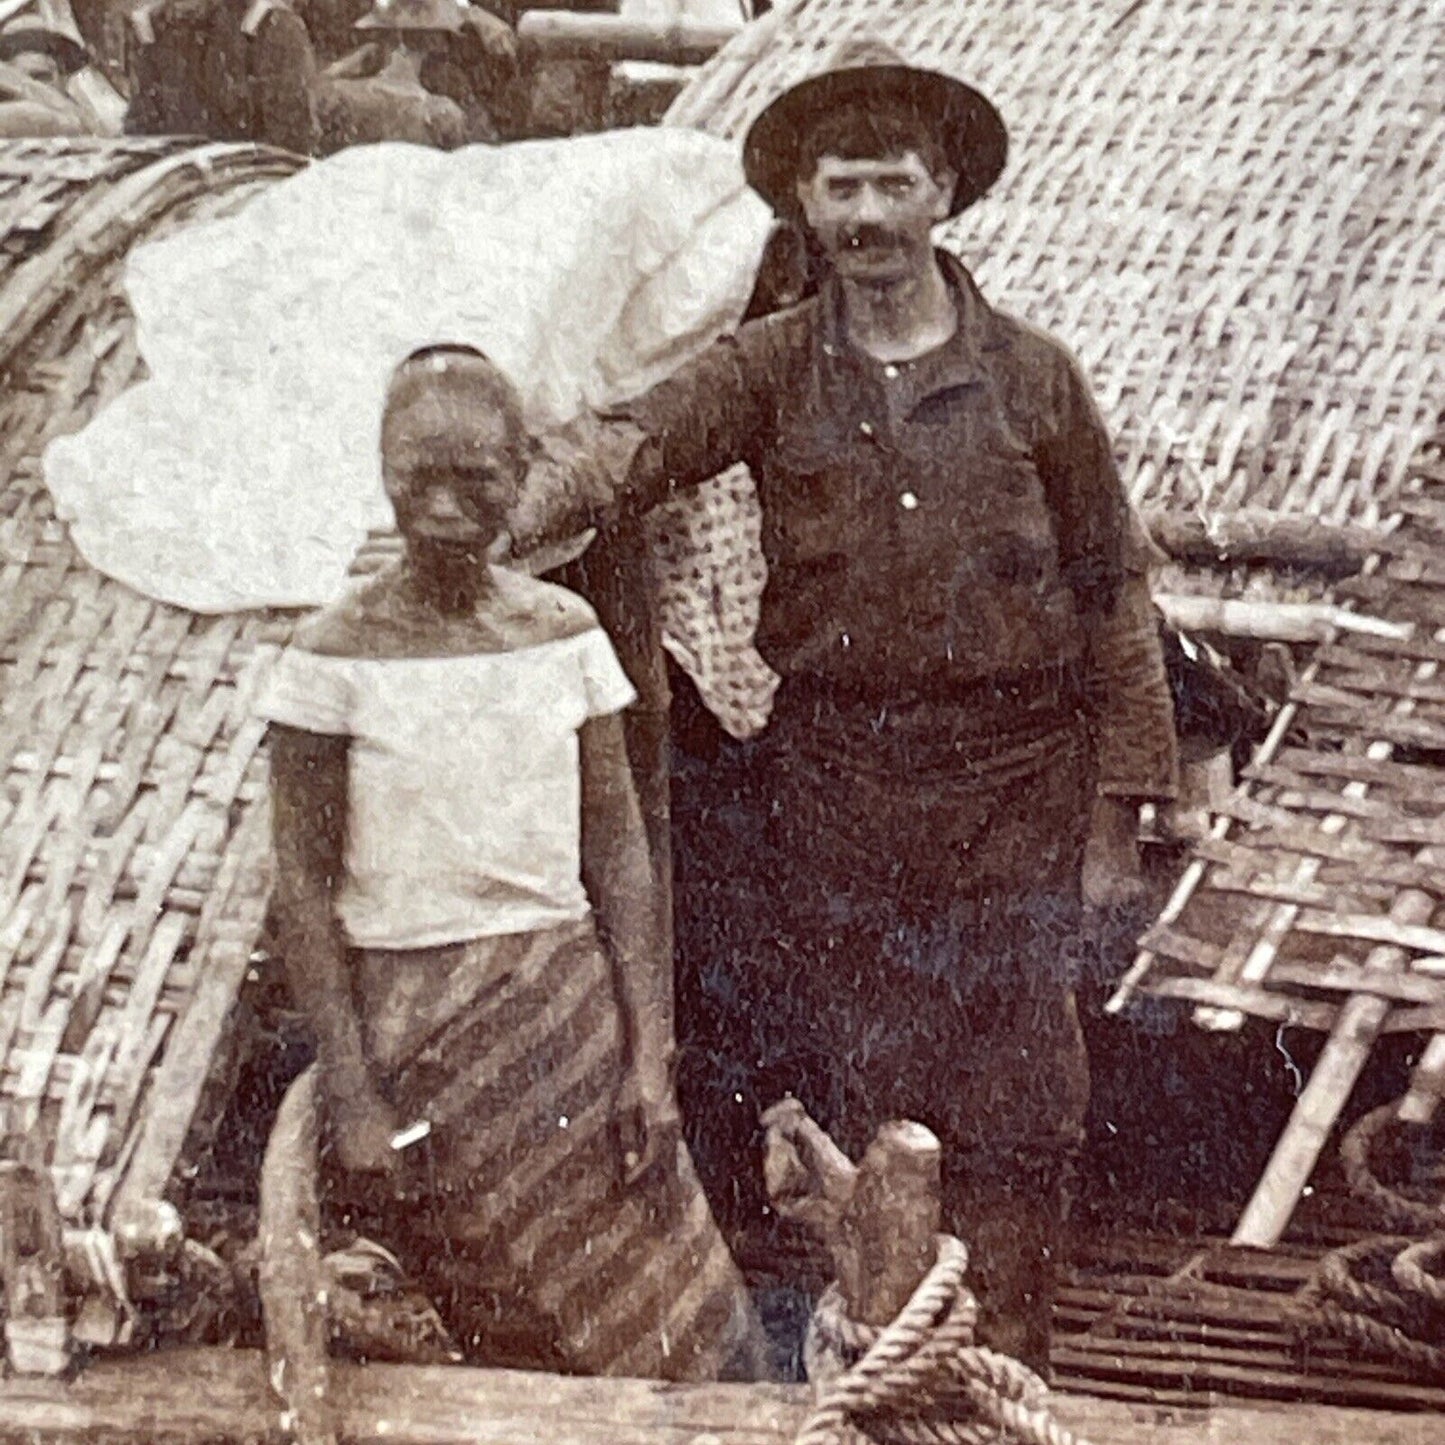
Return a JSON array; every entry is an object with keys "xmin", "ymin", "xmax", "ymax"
[
  {"xmin": 1051, "ymin": 1341, "xmax": 1445, "ymax": 1416},
  {"xmin": 1, "ymin": 1348, "xmax": 1444, "ymax": 1445},
  {"xmin": 1292, "ymin": 910, "xmax": 1445, "ymax": 956},
  {"xmin": 1258, "ymin": 745, "xmax": 1445, "ymax": 797},
  {"xmin": 1263, "ymin": 960, "xmax": 1445, "ymax": 1005},
  {"xmin": 1143, "ymin": 976, "xmax": 1339, "ymax": 1030},
  {"xmin": 1202, "ymin": 873, "xmax": 1389, "ymax": 913}
]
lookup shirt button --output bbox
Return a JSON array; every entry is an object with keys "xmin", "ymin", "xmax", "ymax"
[
  {"xmin": 900, "ymin": 491, "xmax": 919, "ymax": 510},
  {"xmin": 859, "ymin": 420, "xmax": 874, "ymax": 437},
  {"xmin": 883, "ymin": 364, "xmax": 899, "ymax": 380}
]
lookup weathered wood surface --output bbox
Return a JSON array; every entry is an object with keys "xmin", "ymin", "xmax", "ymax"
[
  {"xmin": 257, "ymin": 1065, "xmax": 335, "ymax": 1445},
  {"xmin": 760, "ymin": 1101, "xmax": 942, "ymax": 1329},
  {"xmin": 2, "ymin": 1350, "xmax": 1444, "ymax": 1445}
]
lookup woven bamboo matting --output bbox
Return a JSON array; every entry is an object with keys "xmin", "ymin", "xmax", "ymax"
[
  {"xmin": 1110, "ymin": 426, "xmax": 1445, "ymax": 1245},
  {"xmin": 1113, "ymin": 426, "xmax": 1445, "ymax": 1046},
  {"xmin": 667, "ymin": 0, "xmax": 1445, "ymax": 528},
  {"xmin": 0, "ymin": 139, "xmax": 304, "ymax": 1245}
]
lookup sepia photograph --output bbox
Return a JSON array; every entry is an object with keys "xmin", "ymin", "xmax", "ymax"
[{"xmin": 0, "ymin": 0, "xmax": 1442, "ymax": 1440}]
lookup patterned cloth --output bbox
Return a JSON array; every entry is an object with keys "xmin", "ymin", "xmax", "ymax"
[{"xmin": 329, "ymin": 918, "xmax": 764, "ymax": 1380}]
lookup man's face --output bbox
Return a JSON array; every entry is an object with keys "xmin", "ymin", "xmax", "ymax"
[
  {"xmin": 795, "ymin": 151, "xmax": 955, "ymax": 284},
  {"xmin": 383, "ymin": 382, "xmax": 522, "ymax": 555}
]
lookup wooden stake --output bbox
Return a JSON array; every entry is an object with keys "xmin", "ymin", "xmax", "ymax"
[
  {"xmin": 836, "ymin": 1122, "xmax": 941, "ymax": 1330},
  {"xmin": 761, "ymin": 1102, "xmax": 942, "ymax": 1329},
  {"xmin": 0, "ymin": 1158, "xmax": 70, "ymax": 1376},
  {"xmin": 257, "ymin": 1067, "xmax": 337, "ymax": 1445}
]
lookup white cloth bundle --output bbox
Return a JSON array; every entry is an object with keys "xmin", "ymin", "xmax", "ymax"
[{"xmin": 44, "ymin": 130, "xmax": 773, "ymax": 615}]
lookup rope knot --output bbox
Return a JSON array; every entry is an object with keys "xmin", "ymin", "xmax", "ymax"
[{"xmin": 796, "ymin": 1234, "xmax": 1091, "ymax": 1445}]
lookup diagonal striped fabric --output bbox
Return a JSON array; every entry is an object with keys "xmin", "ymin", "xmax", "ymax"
[{"xmin": 327, "ymin": 917, "xmax": 764, "ymax": 1381}]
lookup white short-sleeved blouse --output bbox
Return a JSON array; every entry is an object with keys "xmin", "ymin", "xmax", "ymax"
[{"xmin": 256, "ymin": 613, "xmax": 636, "ymax": 951}]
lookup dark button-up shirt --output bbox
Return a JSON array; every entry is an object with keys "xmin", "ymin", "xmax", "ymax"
[
  {"xmin": 618, "ymin": 254, "xmax": 1128, "ymax": 686},
  {"xmin": 534, "ymin": 253, "xmax": 1176, "ymax": 799}
]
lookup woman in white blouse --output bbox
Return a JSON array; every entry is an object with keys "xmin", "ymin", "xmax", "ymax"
[{"xmin": 259, "ymin": 344, "xmax": 765, "ymax": 1380}]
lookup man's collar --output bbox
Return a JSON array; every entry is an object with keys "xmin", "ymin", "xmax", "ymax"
[{"xmin": 816, "ymin": 249, "xmax": 1008, "ymax": 401}]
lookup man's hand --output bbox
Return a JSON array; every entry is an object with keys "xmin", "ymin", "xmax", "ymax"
[
  {"xmin": 329, "ymin": 1085, "xmax": 402, "ymax": 1177},
  {"xmin": 616, "ymin": 1051, "xmax": 682, "ymax": 1188},
  {"xmin": 1082, "ymin": 794, "xmax": 1147, "ymax": 911}
]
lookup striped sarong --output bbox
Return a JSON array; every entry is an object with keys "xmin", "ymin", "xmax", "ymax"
[{"xmin": 325, "ymin": 916, "xmax": 764, "ymax": 1381}]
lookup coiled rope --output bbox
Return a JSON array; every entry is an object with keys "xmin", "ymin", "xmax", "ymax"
[
  {"xmin": 796, "ymin": 1234, "xmax": 1094, "ymax": 1445},
  {"xmin": 1296, "ymin": 1100, "xmax": 1445, "ymax": 1380}
]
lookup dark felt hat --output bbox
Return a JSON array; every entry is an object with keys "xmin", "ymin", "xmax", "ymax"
[{"xmin": 741, "ymin": 34, "xmax": 1007, "ymax": 219}]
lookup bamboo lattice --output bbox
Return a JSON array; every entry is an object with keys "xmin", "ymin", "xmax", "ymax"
[
  {"xmin": 0, "ymin": 139, "xmax": 303, "ymax": 1256},
  {"xmin": 1112, "ymin": 429, "xmax": 1445, "ymax": 1075}
]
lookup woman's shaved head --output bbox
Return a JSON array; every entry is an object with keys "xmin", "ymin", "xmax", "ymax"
[
  {"xmin": 380, "ymin": 345, "xmax": 531, "ymax": 549},
  {"xmin": 383, "ymin": 345, "xmax": 529, "ymax": 472}
]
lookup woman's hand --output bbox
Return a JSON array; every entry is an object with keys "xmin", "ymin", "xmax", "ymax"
[
  {"xmin": 616, "ymin": 1052, "xmax": 682, "ymax": 1188},
  {"xmin": 329, "ymin": 1084, "xmax": 402, "ymax": 1177}
]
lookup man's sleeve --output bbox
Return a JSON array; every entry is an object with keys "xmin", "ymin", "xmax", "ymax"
[
  {"xmin": 251, "ymin": 7, "xmax": 319, "ymax": 155},
  {"xmin": 514, "ymin": 317, "xmax": 789, "ymax": 548},
  {"xmin": 1033, "ymin": 348, "xmax": 1178, "ymax": 800},
  {"xmin": 1033, "ymin": 347, "xmax": 1131, "ymax": 615},
  {"xmin": 1084, "ymin": 558, "xmax": 1181, "ymax": 802}
]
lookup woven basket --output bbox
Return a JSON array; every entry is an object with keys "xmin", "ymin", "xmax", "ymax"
[{"xmin": 0, "ymin": 139, "xmax": 303, "ymax": 1252}]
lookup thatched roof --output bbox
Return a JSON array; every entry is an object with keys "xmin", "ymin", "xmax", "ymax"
[
  {"xmin": 0, "ymin": 138, "xmax": 302, "ymax": 1248},
  {"xmin": 667, "ymin": 0, "xmax": 1445, "ymax": 528}
]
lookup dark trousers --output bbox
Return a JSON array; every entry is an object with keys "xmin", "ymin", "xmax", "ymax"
[{"xmin": 674, "ymin": 676, "xmax": 1095, "ymax": 1370}]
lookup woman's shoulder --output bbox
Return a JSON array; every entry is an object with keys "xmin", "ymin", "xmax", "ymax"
[
  {"xmin": 289, "ymin": 568, "xmax": 604, "ymax": 661},
  {"xmin": 290, "ymin": 572, "xmax": 406, "ymax": 659},
  {"xmin": 490, "ymin": 566, "xmax": 602, "ymax": 651}
]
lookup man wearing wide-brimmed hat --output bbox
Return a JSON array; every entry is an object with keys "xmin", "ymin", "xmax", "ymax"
[
  {"xmin": 313, "ymin": 0, "xmax": 516, "ymax": 150},
  {"xmin": 510, "ymin": 36, "xmax": 1178, "ymax": 1365}
]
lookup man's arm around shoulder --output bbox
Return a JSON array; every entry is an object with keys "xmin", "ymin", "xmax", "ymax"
[{"xmin": 509, "ymin": 306, "xmax": 809, "ymax": 552}]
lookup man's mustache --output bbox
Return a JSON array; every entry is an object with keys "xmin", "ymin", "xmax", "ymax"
[{"xmin": 842, "ymin": 225, "xmax": 907, "ymax": 251}]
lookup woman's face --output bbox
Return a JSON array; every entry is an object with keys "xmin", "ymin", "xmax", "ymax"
[{"xmin": 382, "ymin": 378, "xmax": 522, "ymax": 554}]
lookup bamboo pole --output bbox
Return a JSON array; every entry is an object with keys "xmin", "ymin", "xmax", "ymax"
[
  {"xmin": 1153, "ymin": 593, "xmax": 1412, "ymax": 644},
  {"xmin": 516, "ymin": 12, "xmax": 739, "ymax": 66},
  {"xmin": 1232, "ymin": 881, "xmax": 1439, "ymax": 1248},
  {"xmin": 1399, "ymin": 1033, "xmax": 1445, "ymax": 1123},
  {"xmin": 1141, "ymin": 509, "xmax": 1375, "ymax": 575}
]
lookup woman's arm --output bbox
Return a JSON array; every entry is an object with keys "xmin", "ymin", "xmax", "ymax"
[
  {"xmin": 579, "ymin": 712, "xmax": 672, "ymax": 1068},
  {"xmin": 578, "ymin": 712, "xmax": 677, "ymax": 1179},
  {"xmin": 269, "ymin": 723, "xmax": 397, "ymax": 1172}
]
